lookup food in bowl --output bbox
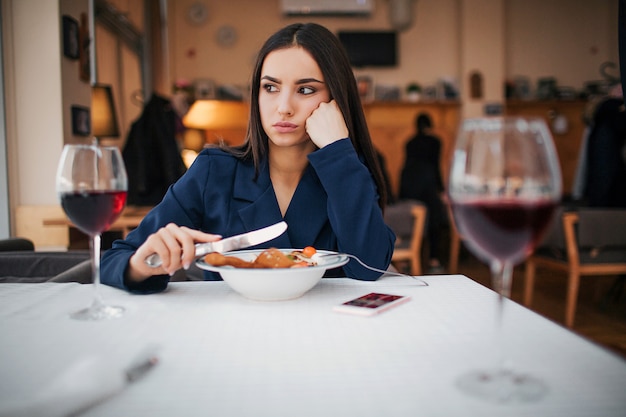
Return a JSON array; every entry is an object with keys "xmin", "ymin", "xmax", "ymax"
[
  {"xmin": 195, "ymin": 248, "xmax": 349, "ymax": 301},
  {"xmin": 204, "ymin": 247, "xmax": 317, "ymax": 269}
]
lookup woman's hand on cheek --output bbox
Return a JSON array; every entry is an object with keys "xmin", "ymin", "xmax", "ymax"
[
  {"xmin": 127, "ymin": 224, "xmax": 222, "ymax": 282},
  {"xmin": 305, "ymin": 100, "xmax": 349, "ymax": 148}
]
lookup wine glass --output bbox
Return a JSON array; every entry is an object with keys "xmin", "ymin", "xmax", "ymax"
[
  {"xmin": 56, "ymin": 144, "xmax": 128, "ymax": 320},
  {"xmin": 448, "ymin": 117, "xmax": 561, "ymax": 402}
]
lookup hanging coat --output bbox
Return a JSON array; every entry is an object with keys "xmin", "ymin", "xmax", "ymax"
[{"xmin": 123, "ymin": 94, "xmax": 187, "ymax": 206}]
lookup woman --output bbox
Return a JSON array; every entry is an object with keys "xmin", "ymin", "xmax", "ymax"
[
  {"xmin": 101, "ymin": 23, "xmax": 395, "ymax": 293},
  {"xmin": 399, "ymin": 112, "xmax": 446, "ymax": 273}
]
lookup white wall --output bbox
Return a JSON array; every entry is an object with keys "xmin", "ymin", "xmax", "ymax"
[
  {"xmin": 506, "ymin": 0, "xmax": 619, "ymax": 92},
  {"xmin": 460, "ymin": 0, "xmax": 505, "ymax": 118},
  {"xmin": 8, "ymin": 0, "xmax": 65, "ymax": 206}
]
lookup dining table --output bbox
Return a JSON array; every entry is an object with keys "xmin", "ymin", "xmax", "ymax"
[{"xmin": 0, "ymin": 273, "xmax": 625, "ymax": 416}]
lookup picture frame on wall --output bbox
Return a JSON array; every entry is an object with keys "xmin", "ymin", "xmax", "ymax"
[
  {"xmin": 71, "ymin": 105, "xmax": 90, "ymax": 136},
  {"xmin": 62, "ymin": 15, "xmax": 79, "ymax": 60},
  {"xmin": 78, "ymin": 13, "xmax": 91, "ymax": 82}
]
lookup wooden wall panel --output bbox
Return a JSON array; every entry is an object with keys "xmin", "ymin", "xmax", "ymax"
[
  {"xmin": 505, "ymin": 100, "xmax": 587, "ymax": 195},
  {"xmin": 364, "ymin": 102, "xmax": 461, "ymax": 198}
]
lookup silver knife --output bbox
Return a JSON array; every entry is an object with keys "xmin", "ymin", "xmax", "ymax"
[{"xmin": 144, "ymin": 221, "xmax": 288, "ymax": 267}]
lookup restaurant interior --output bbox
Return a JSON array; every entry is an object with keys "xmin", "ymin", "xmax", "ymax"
[{"xmin": 1, "ymin": 0, "xmax": 626, "ymax": 370}]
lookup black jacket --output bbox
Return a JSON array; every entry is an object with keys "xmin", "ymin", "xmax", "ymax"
[
  {"xmin": 399, "ymin": 133, "xmax": 444, "ymax": 200},
  {"xmin": 584, "ymin": 97, "xmax": 626, "ymax": 207},
  {"xmin": 123, "ymin": 94, "xmax": 187, "ymax": 206}
]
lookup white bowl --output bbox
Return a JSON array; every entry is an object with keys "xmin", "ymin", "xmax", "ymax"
[{"xmin": 196, "ymin": 249, "xmax": 349, "ymax": 301}]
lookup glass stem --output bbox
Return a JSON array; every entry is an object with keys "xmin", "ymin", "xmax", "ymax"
[
  {"xmin": 491, "ymin": 260, "xmax": 513, "ymax": 371},
  {"xmin": 90, "ymin": 233, "xmax": 103, "ymax": 309}
]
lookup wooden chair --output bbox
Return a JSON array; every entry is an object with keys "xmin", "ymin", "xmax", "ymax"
[
  {"xmin": 384, "ymin": 200, "xmax": 427, "ymax": 276},
  {"xmin": 524, "ymin": 208, "xmax": 626, "ymax": 328}
]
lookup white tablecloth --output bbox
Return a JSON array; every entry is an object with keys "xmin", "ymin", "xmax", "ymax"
[{"xmin": 1, "ymin": 275, "xmax": 625, "ymax": 416}]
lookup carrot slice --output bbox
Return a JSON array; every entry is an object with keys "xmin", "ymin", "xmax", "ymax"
[{"xmin": 302, "ymin": 246, "xmax": 317, "ymax": 258}]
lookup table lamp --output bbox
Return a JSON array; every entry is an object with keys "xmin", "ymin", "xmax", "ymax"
[
  {"xmin": 181, "ymin": 99, "xmax": 247, "ymax": 167},
  {"xmin": 183, "ymin": 99, "xmax": 246, "ymax": 131},
  {"xmin": 182, "ymin": 99, "xmax": 248, "ymax": 159},
  {"xmin": 91, "ymin": 84, "xmax": 120, "ymax": 144}
]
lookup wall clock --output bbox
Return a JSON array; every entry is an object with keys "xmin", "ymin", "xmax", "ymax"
[
  {"xmin": 216, "ymin": 25, "xmax": 238, "ymax": 47},
  {"xmin": 187, "ymin": 3, "xmax": 208, "ymax": 26}
]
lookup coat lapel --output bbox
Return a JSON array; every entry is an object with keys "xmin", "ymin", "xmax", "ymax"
[
  {"xmin": 232, "ymin": 159, "xmax": 289, "ymax": 247},
  {"xmin": 232, "ymin": 160, "xmax": 328, "ymax": 248},
  {"xmin": 283, "ymin": 164, "xmax": 328, "ymax": 247}
]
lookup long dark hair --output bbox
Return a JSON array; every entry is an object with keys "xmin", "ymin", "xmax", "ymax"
[{"xmin": 226, "ymin": 22, "xmax": 387, "ymax": 208}]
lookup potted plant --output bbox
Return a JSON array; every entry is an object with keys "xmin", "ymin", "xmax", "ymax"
[{"xmin": 406, "ymin": 82, "xmax": 422, "ymax": 102}]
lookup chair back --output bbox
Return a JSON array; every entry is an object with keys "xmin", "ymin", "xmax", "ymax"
[
  {"xmin": 538, "ymin": 206, "xmax": 567, "ymax": 248},
  {"xmin": 384, "ymin": 200, "xmax": 427, "ymax": 276},
  {"xmin": 0, "ymin": 238, "xmax": 34, "ymax": 252},
  {"xmin": 385, "ymin": 200, "xmax": 424, "ymax": 246},
  {"xmin": 524, "ymin": 206, "xmax": 626, "ymax": 328},
  {"xmin": 577, "ymin": 209, "xmax": 626, "ymax": 248}
]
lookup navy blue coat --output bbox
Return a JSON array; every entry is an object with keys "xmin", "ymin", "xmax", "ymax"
[{"xmin": 101, "ymin": 138, "xmax": 395, "ymax": 293}]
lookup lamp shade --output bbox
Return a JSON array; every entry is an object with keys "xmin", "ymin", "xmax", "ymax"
[
  {"xmin": 183, "ymin": 100, "xmax": 246, "ymax": 130},
  {"xmin": 91, "ymin": 84, "xmax": 120, "ymax": 138}
]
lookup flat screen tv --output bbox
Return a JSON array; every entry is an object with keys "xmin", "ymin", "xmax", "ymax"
[{"xmin": 338, "ymin": 31, "xmax": 397, "ymax": 68}]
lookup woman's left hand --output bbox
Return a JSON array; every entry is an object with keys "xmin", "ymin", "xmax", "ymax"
[{"xmin": 306, "ymin": 100, "xmax": 349, "ymax": 148}]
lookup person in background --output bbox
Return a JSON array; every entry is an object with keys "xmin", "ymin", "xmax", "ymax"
[
  {"xmin": 582, "ymin": 84, "xmax": 626, "ymax": 208},
  {"xmin": 398, "ymin": 112, "xmax": 446, "ymax": 274},
  {"xmin": 101, "ymin": 22, "xmax": 395, "ymax": 293}
]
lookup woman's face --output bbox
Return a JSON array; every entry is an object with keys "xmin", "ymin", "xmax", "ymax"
[{"xmin": 259, "ymin": 46, "xmax": 330, "ymax": 149}]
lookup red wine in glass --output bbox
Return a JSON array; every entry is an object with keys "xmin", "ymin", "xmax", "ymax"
[
  {"xmin": 60, "ymin": 190, "xmax": 127, "ymax": 236},
  {"xmin": 451, "ymin": 199, "xmax": 557, "ymax": 266},
  {"xmin": 448, "ymin": 117, "xmax": 561, "ymax": 403},
  {"xmin": 56, "ymin": 144, "xmax": 128, "ymax": 321}
]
